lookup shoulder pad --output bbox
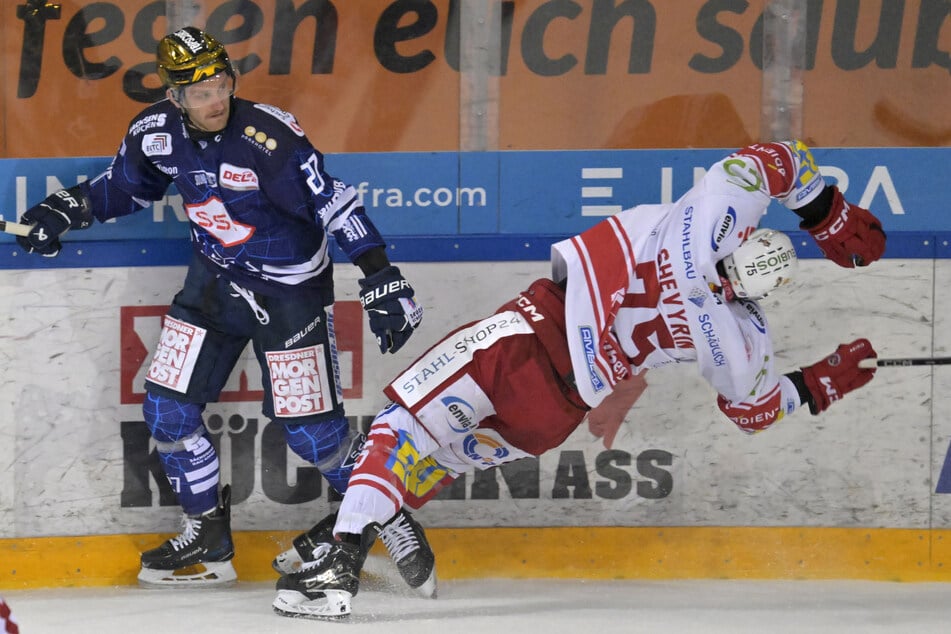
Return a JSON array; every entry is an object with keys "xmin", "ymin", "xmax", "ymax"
[
  {"xmin": 252, "ymin": 103, "xmax": 306, "ymax": 137},
  {"xmin": 128, "ymin": 102, "xmax": 176, "ymax": 137}
]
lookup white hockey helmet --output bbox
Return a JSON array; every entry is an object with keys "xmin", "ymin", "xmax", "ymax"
[{"xmin": 720, "ymin": 228, "xmax": 798, "ymax": 300}]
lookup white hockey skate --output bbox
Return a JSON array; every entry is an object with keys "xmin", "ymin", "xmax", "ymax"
[{"xmin": 137, "ymin": 485, "xmax": 237, "ymax": 588}]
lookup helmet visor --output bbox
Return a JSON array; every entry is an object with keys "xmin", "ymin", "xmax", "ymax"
[{"xmin": 175, "ymin": 73, "xmax": 236, "ymax": 109}]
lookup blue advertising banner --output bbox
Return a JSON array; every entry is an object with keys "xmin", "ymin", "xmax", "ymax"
[{"xmin": 0, "ymin": 148, "xmax": 947, "ymax": 269}]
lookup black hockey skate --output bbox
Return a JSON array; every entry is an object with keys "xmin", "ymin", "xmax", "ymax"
[
  {"xmin": 378, "ymin": 509, "xmax": 437, "ymax": 598},
  {"xmin": 272, "ymin": 524, "xmax": 380, "ymax": 620},
  {"xmin": 137, "ymin": 485, "xmax": 236, "ymax": 588},
  {"xmin": 272, "ymin": 508, "xmax": 437, "ymax": 598}
]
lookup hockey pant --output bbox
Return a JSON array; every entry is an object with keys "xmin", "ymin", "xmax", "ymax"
[
  {"xmin": 141, "ymin": 261, "xmax": 359, "ymax": 514},
  {"xmin": 333, "ymin": 402, "xmax": 534, "ymax": 535},
  {"xmin": 335, "ymin": 279, "xmax": 590, "ymax": 535}
]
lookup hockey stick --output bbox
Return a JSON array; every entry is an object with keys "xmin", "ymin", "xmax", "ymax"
[
  {"xmin": 0, "ymin": 219, "xmax": 32, "ymax": 237},
  {"xmin": 858, "ymin": 357, "xmax": 951, "ymax": 369}
]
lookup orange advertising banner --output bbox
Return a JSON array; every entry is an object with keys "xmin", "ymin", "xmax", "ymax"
[{"xmin": 1, "ymin": 0, "xmax": 948, "ymax": 159}]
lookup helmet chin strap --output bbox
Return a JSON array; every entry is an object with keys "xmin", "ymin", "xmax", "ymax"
[
  {"xmin": 718, "ymin": 276, "xmax": 737, "ymax": 302},
  {"xmin": 713, "ymin": 260, "xmax": 737, "ymax": 302}
]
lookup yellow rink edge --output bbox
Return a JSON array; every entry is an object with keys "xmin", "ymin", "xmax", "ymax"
[{"xmin": 3, "ymin": 526, "xmax": 951, "ymax": 589}]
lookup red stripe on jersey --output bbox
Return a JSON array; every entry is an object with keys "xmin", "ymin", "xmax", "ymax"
[
  {"xmin": 734, "ymin": 142, "xmax": 796, "ymax": 198},
  {"xmin": 717, "ymin": 383, "xmax": 783, "ymax": 433}
]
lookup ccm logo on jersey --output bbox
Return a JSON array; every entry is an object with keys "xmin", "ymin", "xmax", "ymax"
[{"xmin": 220, "ymin": 163, "xmax": 259, "ymax": 191}]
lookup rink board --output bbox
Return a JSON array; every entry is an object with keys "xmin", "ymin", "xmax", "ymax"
[
  {"xmin": 4, "ymin": 260, "xmax": 951, "ymax": 534},
  {"xmin": 2, "ymin": 525, "xmax": 951, "ymax": 589},
  {"xmin": 3, "ymin": 258, "xmax": 951, "ymax": 587}
]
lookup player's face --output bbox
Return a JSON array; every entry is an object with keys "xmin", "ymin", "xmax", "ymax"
[{"xmin": 169, "ymin": 73, "xmax": 235, "ymax": 132}]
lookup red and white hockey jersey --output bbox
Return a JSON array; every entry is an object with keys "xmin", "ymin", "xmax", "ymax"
[{"xmin": 552, "ymin": 141, "xmax": 824, "ymax": 433}]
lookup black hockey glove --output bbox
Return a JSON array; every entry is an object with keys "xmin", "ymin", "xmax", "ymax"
[
  {"xmin": 358, "ymin": 265, "xmax": 423, "ymax": 354},
  {"xmin": 16, "ymin": 185, "xmax": 94, "ymax": 257}
]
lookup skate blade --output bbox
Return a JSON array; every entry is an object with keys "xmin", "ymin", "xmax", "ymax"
[
  {"xmin": 413, "ymin": 569, "xmax": 438, "ymax": 600},
  {"xmin": 271, "ymin": 548, "xmax": 304, "ymax": 575},
  {"xmin": 359, "ymin": 553, "xmax": 438, "ymax": 598},
  {"xmin": 272, "ymin": 589, "xmax": 351, "ymax": 620},
  {"xmin": 137, "ymin": 561, "xmax": 237, "ymax": 588}
]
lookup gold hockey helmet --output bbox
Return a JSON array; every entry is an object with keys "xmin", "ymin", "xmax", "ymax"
[{"xmin": 157, "ymin": 27, "xmax": 233, "ymax": 87}]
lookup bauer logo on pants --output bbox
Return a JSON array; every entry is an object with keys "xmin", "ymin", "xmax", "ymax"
[
  {"xmin": 146, "ymin": 316, "xmax": 206, "ymax": 393},
  {"xmin": 267, "ymin": 345, "xmax": 333, "ymax": 417}
]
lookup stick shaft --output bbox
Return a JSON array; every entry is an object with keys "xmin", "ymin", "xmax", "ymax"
[
  {"xmin": 858, "ymin": 357, "xmax": 951, "ymax": 369},
  {"xmin": 0, "ymin": 219, "xmax": 32, "ymax": 237}
]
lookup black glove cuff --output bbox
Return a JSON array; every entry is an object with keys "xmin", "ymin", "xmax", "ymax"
[
  {"xmin": 786, "ymin": 370, "xmax": 819, "ymax": 415},
  {"xmin": 354, "ymin": 246, "xmax": 392, "ymax": 277},
  {"xmin": 794, "ymin": 184, "xmax": 835, "ymax": 229},
  {"xmin": 359, "ymin": 265, "xmax": 401, "ymax": 289}
]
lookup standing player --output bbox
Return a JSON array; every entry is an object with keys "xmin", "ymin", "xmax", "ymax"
[
  {"xmin": 271, "ymin": 140, "xmax": 886, "ymax": 619},
  {"xmin": 14, "ymin": 27, "xmax": 434, "ymax": 595}
]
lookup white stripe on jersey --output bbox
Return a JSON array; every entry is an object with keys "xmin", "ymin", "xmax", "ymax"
[
  {"xmin": 321, "ymin": 181, "xmax": 359, "ymax": 226},
  {"xmin": 341, "ymin": 215, "xmax": 369, "ymax": 240},
  {"xmin": 259, "ymin": 233, "xmax": 331, "ymax": 285}
]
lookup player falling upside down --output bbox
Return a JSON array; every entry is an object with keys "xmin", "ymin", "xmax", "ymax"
[
  {"xmin": 270, "ymin": 140, "xmax": 887, "ymax": 619},
  {"xmin": 14, "ymin": 27, "xmax": 434, "ymax": 596}
]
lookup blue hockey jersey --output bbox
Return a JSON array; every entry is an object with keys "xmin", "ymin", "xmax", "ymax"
[{"xmin": 80, "ymin": 97, "xmax": 385, "ymax": 298}]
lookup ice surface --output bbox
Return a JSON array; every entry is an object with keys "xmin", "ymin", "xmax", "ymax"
[{"xmin": 4, "ymin": 577, "xmax": 951, "ymax": 634}]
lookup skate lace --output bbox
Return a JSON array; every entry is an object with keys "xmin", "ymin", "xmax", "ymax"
[
  {"xmin": 300, "ymin": 543, "xmax": 333, "ymax": 572},
  {"xmin": 380, "ymin": 513, "xmax": 419, "ymax": 562},
  {"xmin": 170, "ymin": 516, "xmax": 202, "ymax": 551}
]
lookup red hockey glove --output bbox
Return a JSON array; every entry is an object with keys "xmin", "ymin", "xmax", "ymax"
[
  {"xmin": 801, "ymin": 186, "xmax": 885, "ymax": 268},
  {"xmin": 800, "ymin": 339, "xmax": 877, "ymax": 415}
]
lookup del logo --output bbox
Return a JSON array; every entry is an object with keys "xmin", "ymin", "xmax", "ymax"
[
  {"xmin": 266, "ymin": 345, "xmax": 333, "ymax": 417},
  {"xmin": 220, "ymin": 163, "xmax": 259, "ymax": 191},
  {"xmin": 441, "ymin": 396, "xmax": 477, "ymax": 433},
  {"xmin": 185, "ymin": 196, "xmax": 255, "ymax": 247}
]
